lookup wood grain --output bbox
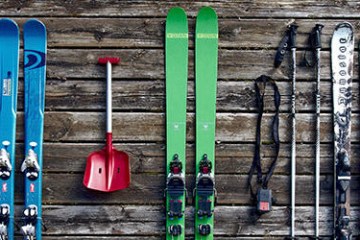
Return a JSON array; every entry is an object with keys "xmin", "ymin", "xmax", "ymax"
[
  {"xmin": 7, "ymin": 18, "xmax": 360, "ymax": 49},
  {"xmin": 24, "ymin": 142, "xmax": 358, "ymax": 175},
  {"xmin": 27, "ymin": 205, "xmax": 360, "ymax": 237},
  {"xmin": 44, "ymin": 49, "xmax": 357, "ymax": 80},
  {"xmin": 1, "ymin": 1, "xmax": 360, "ymax": 18},
  {"xmin": 5, "ymin": 1, "xmax": 360, "ymax": 238},
  {"xmin": 14, "ymin": 80, "xmax": 359, "ymax": 112},
  {"xmin": 17, "ymin": 112, "xmax": 359, "ymax": 143}
]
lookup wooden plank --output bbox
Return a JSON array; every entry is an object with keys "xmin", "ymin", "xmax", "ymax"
[
  {"xmin": 43, "ymin": 238, "xmax": 161, "ymax": 240},
  {"xmin": 13, "ymin": 112, "xmax": 358, "ymax": 143},
  {"xmin": 43, "ymin": 237, "xmax": 289, "ymax": 240},
  {"xmin": 8, "ymin": 18, "xmax": 360, "ymax": 49},
  {"xmin": 23, "ymin": 143, "xmax": 360, "ymax": 175},
  {"xmin": 45, "ymin": 49, "xmax": 359, "ymax": 80},
  {"xmin": 1, "ymin": 1, "xmax": 360, "ymax": 18},
  {"xmin": 5, "ymin": 2, "xmax": 360, "ymax": 239},
  {"xmin": 42, "ymin": 238, "xmax": 289, "ymax": 240},
  {"xmin": 42, "ymin": 238, "xmax": 285, "ymax": 240},
  {"xmin": 35, "ymin": 205, "xmax": 360, "ymax": 237},
  {"xmin": 33, "ymin": 79, "xmax": 359, "ymax": 112},
  {"xmin": 21, "ymin": 173, "xmax": 359, "ymax": 205}
]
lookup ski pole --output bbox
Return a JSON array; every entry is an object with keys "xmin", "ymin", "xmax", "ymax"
[
  {"xmin": 274, "ymin": 24, "xmax": 298, "ymax": 239},
  {"xmin": 311, "ymin": 24, "xmax": 324, "ymax": 239},
  {"xmin": 288, "ymin": 24, "xmax": 298, "ymax": 239}
]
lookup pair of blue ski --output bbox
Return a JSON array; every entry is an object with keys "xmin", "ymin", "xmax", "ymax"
[{"xmin": 0, "ymin": 19, "xmax": 46, "ymax": 240}]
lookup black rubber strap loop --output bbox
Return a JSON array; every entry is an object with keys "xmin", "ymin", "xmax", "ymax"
[{"xmin": 248, "ymin": 75, "xmax": 281, "ymax": 199}]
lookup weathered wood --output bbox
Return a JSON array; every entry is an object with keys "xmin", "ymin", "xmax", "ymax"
[
  {"xmin": 43, "ymin": 238, "xmax": 161, "ymax": 240},
  {"xmin": 22, "ymin": 173, "xmax": 358, "ymax": 206},
  {"xmin": 1, "ymin": 1, "xmax": 360, "ymax": 18},
  {"xmin": 12, "ymin": 112, "xmax": 358, "ymax": 143},
  {"xmin": 20, "ymin": 79, "xmax": 358, "ymax": 112},
  {"xmin": 8, "ymin": 18, "xmax": 360, "ymax": 49},
  {"xmin": 5, "ymin": 1, "xmax": 360, "ymax": 238},
  {"xmin": 43, "ymin": 237, "xmax": 287, "ymax": 240},
  {"xmin": 29, "ymin": 205, "xmax": 360, "ymax": 237},
  {"xmin": 42, "ymin": 238, "xmax": 285, "ymax": 240},
  {"xmin": 45, "ymin": 49, "xmax": 358, "ymax": 80},
  {"xmin": 24, "ymin": 143, "xmax": 360, "ymax": 175}
]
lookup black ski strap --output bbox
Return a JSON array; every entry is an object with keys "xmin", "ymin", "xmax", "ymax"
[
  {"xmin": 248, "ymin": 75, "xmax": 281, "ymax": 210},
  {"xmin": 275, "ymin": 24, "xmax": 298, "ymax": 68}
]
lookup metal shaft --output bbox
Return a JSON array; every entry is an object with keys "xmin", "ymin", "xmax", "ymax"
[
  {"xmin": 291, "ymin": 47, "xmax": 296, "ymax": 238},
  {"xmin": 106, "ymin": 61, "xmax": 112, "ymax": 133},
  {"xmin": 315, "ymin": 48, "xmax": 321, "ymax": 239}
]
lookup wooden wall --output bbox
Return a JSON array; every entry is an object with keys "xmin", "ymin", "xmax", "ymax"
[{"xmin": 1, "ymin": 1, "xmax": 360, "ymax": 239}]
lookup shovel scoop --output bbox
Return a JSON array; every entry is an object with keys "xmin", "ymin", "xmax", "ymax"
[{"xmin": 83, "ymin": 57, "xmax": 130, "ymax": 192}]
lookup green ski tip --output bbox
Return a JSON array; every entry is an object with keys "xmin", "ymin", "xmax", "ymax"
[
  {"xmin": 196, "ymin": 7, "xmax": 218, "ymax": 38},
  {"xmin": 166, "ymin": 7, "xmax": 188, "ymax": 39}
]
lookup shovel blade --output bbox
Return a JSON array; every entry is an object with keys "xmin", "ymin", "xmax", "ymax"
[
  {"xmin": 83, "ymin": 148, "xmax": 130, "ymax": 192},
  {"xmin": 107, "ymin": 149, "xmax": 130, "ymax": 191}
]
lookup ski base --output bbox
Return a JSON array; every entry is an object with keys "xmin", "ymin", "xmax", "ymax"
[
  {"xmin": 331, "ymin": 22, "xmax": 354, "ymax": 240},
  {"xmin": 0, "ymin": 18, "xmax": 19, "ymax": 240},
  {"xmin": 165, "ymin": 7, "xmax": 188, "ymax": 239},
  {"xmin": 194, "ymin": 7, "xmax": 218, "ymax": 240},
  {"xmin": 21, "ymin": 19, "xmax": 47, "ymax": 240}
]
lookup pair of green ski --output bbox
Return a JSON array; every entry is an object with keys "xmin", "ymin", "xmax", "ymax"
[{"xmin": 165, "ymin": 7, "xmax": 218, "ymax": 240}]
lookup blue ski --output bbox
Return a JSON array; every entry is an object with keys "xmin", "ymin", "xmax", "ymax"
[
  {"xmin": 0, "ymin": 18, "xmax": 19, "ymax": 240},
  {"xmin": 21, "ymin": 19, "xmax": 47, "ymax": 240}
]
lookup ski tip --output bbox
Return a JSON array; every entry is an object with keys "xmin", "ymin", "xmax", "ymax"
[
  {"xmin": 336, "ymin": 22, "xmax": 353, "ymax": 28},
  {"xmin": 195, "ymin": 7, "xmax": 218, "ymax": 39},
  {"xmin": 23, "ymin": 19, "xmax": 47, "ymax": 41},
  {"xmin": 24, "ymin": 19, "xmax": 46, "ymax": 28},
  {"xmin": 197, "ymin": 6, "xmax": 217, "ymax": 18},
  {"xmin": 166, "ymin": 7, "xmax": 188, "ymax": 39},
  {"xmin": 334, "ymin": 22, "xmax": 353, "ymax": 31},
  {"xmin": 98, "ymin": 57, "xmax": 120, "ymax": 65},
  {"xmin": 331, "ymin": 22, "xmax": 354, "ymax": 47},
  {"xmin": 0, "ymin": 18, "xmax": 19, "ymax": 32},
  {"xmin": 0, "ymin": 18, "xmax": 18, "ymax": 26},
  {"xmin": 166, "ymin": 7, "xmax": 187, "ymax": 27},
  {"xmin": 23, "ymin": 19, "xmax": 46, "ymax": 35},
  {"xmin": 167, "ymin": 7, "xmax": 186, "ymax": 16}
]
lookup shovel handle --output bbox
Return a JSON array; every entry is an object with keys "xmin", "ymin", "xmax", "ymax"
[
  {"xmin": 98, "ymin": 57, "xmax": 120, "ymax": 135},
  {"xmin": 106, "ymin": 61, "xmax": 112, "ymax": 134},
  {"xmin": 106, "ymin": 132, "xmax": 113, "ymax": 151}
]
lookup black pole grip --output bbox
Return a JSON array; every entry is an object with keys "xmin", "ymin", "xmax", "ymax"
[
  {"xmin": 312, "ymin": 24, "xmax": 324, "ymax": 49},
  {"xmin": 288, "ymin": 24, "xmax": 298, "ymax": 49}
]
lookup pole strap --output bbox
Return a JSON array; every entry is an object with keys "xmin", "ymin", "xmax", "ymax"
[
  {"xmin": 248, "ymin": 75, "xmax": 281, "ymax": 205},
  {"xmin": 274, "ymin": 24, "xmax": 298, "ymax": 68}
]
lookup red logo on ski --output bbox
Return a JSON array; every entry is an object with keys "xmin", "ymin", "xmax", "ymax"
[
  {"xmin": 2, "ymin": 183, "xmax": 6, "ymax": 192},
  {"xmin": 30, "ymin": 183, "xmax": 35, "ymax": 192}
]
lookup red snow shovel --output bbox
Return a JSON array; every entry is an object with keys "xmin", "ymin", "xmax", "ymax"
[{"xmin": 83, "ymin": 57, "xmax": 130, "ymax": 192}]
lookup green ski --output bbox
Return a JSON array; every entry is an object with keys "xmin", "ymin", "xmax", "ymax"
[
  {"xmin": 165, "ymin": 7, "xmax": 188, "ymax": 239},
  {"xmin": 194, "ymin": 7, "xmax": 218, "ymax": 239}
]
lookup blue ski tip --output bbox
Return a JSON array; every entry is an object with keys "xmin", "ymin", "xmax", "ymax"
[
  {"xmin": 24, "ymin": 19, "xmax": 46, "ymax": 27},
  {"xmin": 0, "ymin": 18, "xmax": 18, "ymax": 26},
  {"xmin": 0, "ymin": 18, "xmax": 19, "ymax": 33},
  {"xmin": 23, "ymin": 19, "xmax": 47, "ymax": 36}
]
